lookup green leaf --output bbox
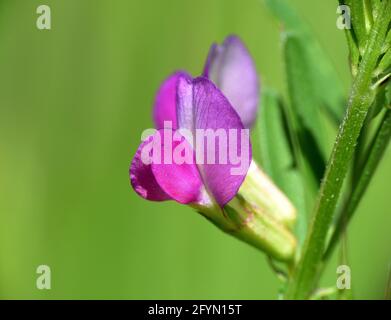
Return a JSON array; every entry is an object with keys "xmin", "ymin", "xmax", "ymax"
[
  {"xmin": 370, "ymin": 84, "xmax": 388, "ymax": 119},
  {"xmin": 363, "ymin": 0, "xmax": 374, "ymax": 31},
  {"xmin": 349, "ymin": 0, "xmax": 368, "ymax": 52},
  {"xmin": 258, "ymin": 88, "xmax": 293, "ymax": 187},
  {"xmin": 257, "ymin": 88, "xmax": 307, "ymax": 246},
  {"xmin": 283, "ymin": 33, "xmax": 327, "ymax": 153},
  {"xmin": 345, "ymin": 25, "xmax": 360, "ymax": 76},
  {"xmin": 386, "ymin": 82, "xmax": 391, "ymax": 105},
  {"xmin": 283, "ymin": 32, "xmax": 327, "ymax": 186},
  {"xmin": 371, "ymin": 0, "xmax": 383, "ymax": 23},
  {"xmin": 265, "ymin": 0, "xmax": 346, "ymax": 124},
  {"xmin": 377, "ymin": 49, "xmax": 391, "ymax": 75},
  {"xmin": 337, "ymin": 0, "xmax": 360, "ymax": 74},
  {"xmin": 382, "ymin": 29, "xmax": 391, "ymax": 54}
]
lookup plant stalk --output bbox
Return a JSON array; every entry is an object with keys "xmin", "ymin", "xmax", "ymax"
[
  {"xmin": 285, "ymin": 0, "xmax": 391, "ymax": 299},
  {"xmin": 324, "ymin": 109, "xmax": 391, "ymax": 261}
]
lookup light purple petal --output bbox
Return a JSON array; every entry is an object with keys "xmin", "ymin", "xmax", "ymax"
[
  {"xmin": 203, "ymin": 43, "xmax": 218, "ymax": 79},
  {"xmin": 153, "ymin": 71, "xmax": 189, "ymax": 129},
  {"xmin": 203, "ymin": 35, "xmax": 259, "ymax": 129},
  {"xmin": 176, "ymin": 73, "xmax": 195, "ymax": 132},
  {"xmin": 130, "ymin": 134, "xmax": 171, "ymax": 201},
  {"xmin": 177, "ymin": 76, "xmax": 252, "ymax": 206},
  {"xmin": 151, "ymin": 130, "xmax": 204, "ymax": 204}
]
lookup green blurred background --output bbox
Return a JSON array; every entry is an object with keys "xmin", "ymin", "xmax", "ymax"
[{"xmin": 0, "ymin": 0, "xmax": 389, "ymax": 299}]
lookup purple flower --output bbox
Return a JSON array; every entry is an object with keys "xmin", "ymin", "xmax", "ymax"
[
  {"xmin": 129, "ymin": 36, "xmax": 298, "ymax": 261},
  {"xmin": 131, "ymin": 35, "xmax": 259, "ymax": 208},
  {"xmin": 131, "ymin": 74, "xmax": 251, "ymax": 208}
]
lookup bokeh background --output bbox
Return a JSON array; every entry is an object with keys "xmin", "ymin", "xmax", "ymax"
[{"xmin": 0, "ymin": 0, "xmax": 389, "ymax": 299}]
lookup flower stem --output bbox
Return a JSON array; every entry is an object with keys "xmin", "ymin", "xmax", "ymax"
[
  {"xmin": 285, "ymin": 0, "xmax": 391, "ymax": 300},
  {"xmin": 323, "ymin": 108, "xmax": 391, "ymax": 261}
]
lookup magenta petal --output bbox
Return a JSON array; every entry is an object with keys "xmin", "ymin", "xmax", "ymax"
[
  {"xmin": 177, "ymin": 76, "xmax": 252, "ymax": 206},
  {"xmin": 151, "ymin": 130, "xmax": 204, "ymax": 204},
  {"xmin": 130, "ymin": 135, "xmax": 171, "ymax": 201},
  {"xmin": 153, "ymin": 71, "xmax": 190, "ymax": 130},
  {"xmin": 203, "ymin": 35, "xmax": 259, "ymax": 129}
]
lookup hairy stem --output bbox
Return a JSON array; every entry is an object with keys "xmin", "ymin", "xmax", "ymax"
[
  {"xmin": 285, "ymin": 0, "xmax": 391, "ymax": 299},
  {"xmin": 324, "ymin": 109, "xmax": 391, "ymax": 261}
]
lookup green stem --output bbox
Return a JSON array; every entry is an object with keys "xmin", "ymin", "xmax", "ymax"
[
  {"xmin": 285, "ymin": 0, "xmax": 391, "ymax": 300},
  {"xmin": 323, "ymin": 109, "xmax": 391, "ymax": 261}
]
